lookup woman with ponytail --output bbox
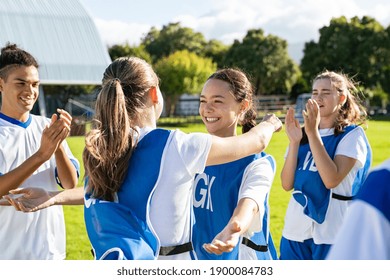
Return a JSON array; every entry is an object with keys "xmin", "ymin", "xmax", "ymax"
[{"xmin": 192, "ymin": 68, "xmax": 278, "ymax": 260}]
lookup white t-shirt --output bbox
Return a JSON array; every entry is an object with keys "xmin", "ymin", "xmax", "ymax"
[
  {"xmin": 135, "ymin": 128, "xmax": 212, "ymax": 260},
  {"xmin": 239, "ymin": 155, "xmax": 276, "ymax": 260},
  {"xmin": 0, "ymin": 114, "xmax": 79, "ymax": 260},
  {"xmin": 282, "ymin": 126, "xmax": 370, "ymax": 244},
  {"xmin": 239, "ymin": 155, "xmax": 275, "ymax": 234}
]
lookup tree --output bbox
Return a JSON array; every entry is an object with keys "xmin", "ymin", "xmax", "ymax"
[
  {"xmin": 223, "ymin": 29, "xmax": 300, "ymax": 95},
  {"xmin": 154, "ymin": 50, "xmax": 216, "ymax": 116},
  {"xmin": 301, "ymin": 16, "xmax": 389, "ymax": 92},
  {"xmin": 108, "ymin": 43, "xmax": 152, "ymax": 63},
  {"xmin": 202, "ymin": 39, "xmax": 229, "ymax": 68},
  {"xmin": 142, "ymin": 22, "xmax": 207, "ymax": 63}
]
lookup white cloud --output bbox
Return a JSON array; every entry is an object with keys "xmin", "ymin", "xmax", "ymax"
[
  {"xmin": 94, "ymin": 18, "xmax": 153, "ymax": 46},
  {"xmin": 92, "ymin": 0, "xmax": 390, "ymax": 48}
]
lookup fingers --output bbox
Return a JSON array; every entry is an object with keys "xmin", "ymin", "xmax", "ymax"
[
  {"xmin": 2, "ymin": 194, "xmax": 36, "ymax": 212},
  {"xmin": 43, "ymin": 121, "xmax": 70, "ymax": 143},
  {"xmin": 263, "ymin": 113, "xmax": 282, "ymax": 132},
  {"xmin": 0, "ymin": 197, "xmax": 11, "ymax": 206},
  {"xmin": 3, "ymin": 195, "xmax": 22, "ymax": 211},
  {"xmin": 56, "ymin": 109, "xmax": 72, "ymax": 127},
  {"xmin": 8, "ymin": 188, "xmax": 26, "ymax": 195},
  {"xmin": 203, "ymin": 239, "xmax": 235, "ymax": 255},
  {"xmin": 294, "ymin": 118, "xmax": 300, "ymax": 128}
]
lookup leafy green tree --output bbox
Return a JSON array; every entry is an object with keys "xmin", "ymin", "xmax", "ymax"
[
  {"xmin": 108, "ymin": 43, "xmax": 152, "ymax": 63},
  {"xmin": 142, "ymin": 22, "xmax": 207, "ymax": 62},
  {"xmin": 154, "ymin": 50, "xmax": 216, "ymax": 116},
  {"xmin": 301, "ymin": 16, "xmax": 389, "ymax": 93},
  {"xmin": 223, "ymin": 29, "xmax": 300, "ymax": 95},
  {"xmin": 202, "ymin": 39, "xmax": 229, "ymax": 68}
]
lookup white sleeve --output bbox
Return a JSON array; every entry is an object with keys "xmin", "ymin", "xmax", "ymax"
[
  {"xmin": 327, "ymin": 201, "xmax": 390, "ymax": 260},
  {"xmin": 336, "ymin": 126, "xmax": 369, "ymax": 168},
  {"xmin": 172, "ymin": 130, "xmax": 212, "ymax": 176},
  {"xmin": 238, "ymin": 155, "xmax": 276, "ymax": 234}
]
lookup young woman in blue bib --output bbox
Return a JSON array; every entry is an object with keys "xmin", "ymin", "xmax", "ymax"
[
  {"xmin": 192, "ymin": 68, "xmax": 278, "ymax": 260},
  {"xmin": 280, "ymin": 70, "xmax": 372, "ymax": 260}
]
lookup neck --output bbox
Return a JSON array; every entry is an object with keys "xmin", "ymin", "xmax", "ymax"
[
  {"xmin": 319, "ymin": 116, "xmax": 336, "ymax": 129},
  {"xmin": 0, "ymin": 109, "xmax": 29, "ymax": 122},
  {"xmin": 135, "ymin": 107, "xmax": 157, "ymax": 129}
]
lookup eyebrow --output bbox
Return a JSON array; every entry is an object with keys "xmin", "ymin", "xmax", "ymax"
[
  {"xmin": 14, "ymin": 78, "xmax": 40, "ymax": 83},
  {"xmin": 312, "ymin": 88, "xmax": 331, "ymax": 92},
  {"xmin": 200, "ymin": 94, "xmax": 226, "ymax": 99}
]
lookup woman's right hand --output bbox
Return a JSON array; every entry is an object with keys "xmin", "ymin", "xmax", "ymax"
[
  {"xmin": 261, "ymin": 113, "xmax": 283, "ymax": 132},
  {"xmin": 3, "ymin": 188, "xmax": 55, "ymax": 212},
  {"xmin": 285, "ymin": 107, "xmax": 302, "ymax": 143},
  {"xmin": 37, "ymin": 109, "xmax": 72, "ymax": 161}
]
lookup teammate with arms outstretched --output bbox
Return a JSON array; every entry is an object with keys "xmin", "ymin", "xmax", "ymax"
[{"xmin": 192, "ymin": 68, "xmax": 278, "ymax": 260}]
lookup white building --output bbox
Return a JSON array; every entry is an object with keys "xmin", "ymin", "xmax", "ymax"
[{"xmin": 0, "ymin": 0, "xmax": 111, "ymax": 116}]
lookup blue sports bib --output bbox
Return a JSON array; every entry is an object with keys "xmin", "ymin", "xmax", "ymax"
[
  {"xmin": 84, "ymin": 129, "xmax": 170, "ymax": 259},
  {"xmin": 293, "ymin": 125, "xmax": 371, "ymax": 223}
]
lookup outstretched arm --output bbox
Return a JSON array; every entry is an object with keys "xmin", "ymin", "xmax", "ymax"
[
  {"xmin": 2, "ymin": 187, "xmax": 84, "ymax": 212},
  {"xmin": 206, "ymin": 114, "xmax": 282, "ymax": 166},
  {"xmin": 203, "ymin": 198, "xmax": 258, "ymax": 255}
]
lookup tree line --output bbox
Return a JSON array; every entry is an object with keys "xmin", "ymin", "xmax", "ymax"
[{"xmin": 43, "ymin": 15, "xmax": 389, "ymax": 117}]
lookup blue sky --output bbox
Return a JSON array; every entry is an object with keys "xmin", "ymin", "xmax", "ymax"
[{"xmin": 79, "ymin": 0, "xmax": 390, "ymax": 62}]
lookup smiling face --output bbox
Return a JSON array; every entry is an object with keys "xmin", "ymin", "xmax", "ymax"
[
  {"xmin": 0, "ymin": 65, "xmax": 40, "ymax": 122},
  {"xmin": 199, "ymin": 78, "xmax": 243, "ymax": 137},
  {"xmin": 312, "ymin": 77, "xmax": 345, "ymax": 125}
]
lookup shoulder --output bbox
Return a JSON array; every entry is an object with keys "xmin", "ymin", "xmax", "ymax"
[
  {"xmin": 244, "ymin": 153, "xmax": 276, "ymax": 176},
  {"xmin": 170, "ymin": 129, "xmax": 212, "ymax": 146},
  {"xmin": 358, "ymin": 159, "xmax": 390, "ymax": 220},
  {"xmin": 343, "ymin": 125, "xmax": 367, "ymax": 140},
  {"xmin": 337, "ymin": 125, "xmax": 369, "ymax": 150},
  {"xmin": 30, "ymin": 114, "xmax": 51, "ymax": 126}
]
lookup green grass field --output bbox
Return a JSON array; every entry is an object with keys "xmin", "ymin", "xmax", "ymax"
[{"xmin": 64, "ymin": 119, "xmax": 390, "ymax": 260}]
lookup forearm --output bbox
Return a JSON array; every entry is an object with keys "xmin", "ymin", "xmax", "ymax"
[
  {"xmin": 228, "ymin": 198, "xmax": 259, "ymax": 235},
  {"xmin": 207, "ymin": 122, "xmax": 275, "ymax": 166},
  {"xmin": 0, "ymin": 152, "xmax": 47, "ymax": 197},
  {"xmin": 55, "ymin": 145, "xmax": 78, "ymax": 189},
  {"xmin": 281, "ymin": 143, "xmax": 299, "ymax": 191},
  {"xmin": 51, "ymin": 187, "xmax": 84, "ymax": 205},
  {"xmin": 307, "ymin": 132, "xmax": 340, "ymax": 188}
]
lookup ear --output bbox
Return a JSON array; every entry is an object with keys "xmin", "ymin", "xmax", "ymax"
[
  {"xmin": 240, "ymin": 99, "xmax": 250, "ymax": 114},
  {"xmin": 0, "ymin": 78, "xmax": 3, "ymax": 92},
  {"xmin": 149, "ymin": 86, "xmax": 159, "ymax": 104},
  {"xmin": 339, "ymin": 94, "xmax": 346, "ymax": 105}
]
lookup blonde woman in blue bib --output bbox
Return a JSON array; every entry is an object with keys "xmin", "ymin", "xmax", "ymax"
[{"xmin": 280, "ymin": 70, "xmax": 372, "ymax": 260}]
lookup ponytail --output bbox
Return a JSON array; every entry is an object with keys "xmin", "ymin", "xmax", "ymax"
[
  {"xmin": 83, "ymin": 57, "xmax": 159, "ymax": 201},
  {"xmin": 83, "ymin": 79, "xmax": 134, "ymax": 201},
  {"xmin": 241, "ymin": 106, "xmax": 257, "ymax": 133}
]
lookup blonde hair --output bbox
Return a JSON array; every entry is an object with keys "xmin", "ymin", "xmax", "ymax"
[
  {"xmin": 313, "ymin": 70, "xmax": 367, "ymax": 135},
  {"xmin": 83, "ymin": 57, "xmax": 159, "ymax": 201}
]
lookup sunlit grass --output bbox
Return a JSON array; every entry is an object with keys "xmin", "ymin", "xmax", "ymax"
[{"xmin": 64, "ymin": 118, "xmax": 390, "ymax": 259}]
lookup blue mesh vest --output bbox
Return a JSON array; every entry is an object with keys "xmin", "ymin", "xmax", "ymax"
[
  {"xmin": 292, "ymin": 125, "xmax": 371, "ymax": 224},
  {"xmin": 192, "ymin": 152, "xmax": 277, "ymax": 259},
  {"xmin": 84, "ymin": 129, "xmax": 170, "ymax": 260}
]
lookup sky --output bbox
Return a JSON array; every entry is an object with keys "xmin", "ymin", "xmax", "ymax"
[{"xmin": 79, "ymin": 0, "xmax": 390, "ymax": 62}]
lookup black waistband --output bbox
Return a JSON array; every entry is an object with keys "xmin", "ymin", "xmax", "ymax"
[
  {"xmin": 241, "ymin": 237, "xmax": 268, "ymax": 252},
  {"xmin": 332, "ymin": 193, "xmax": 354, "ymax": 201},
  {"xmin": 159, "ymin": 242, "xmax": 193, "ymax": 256}
]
